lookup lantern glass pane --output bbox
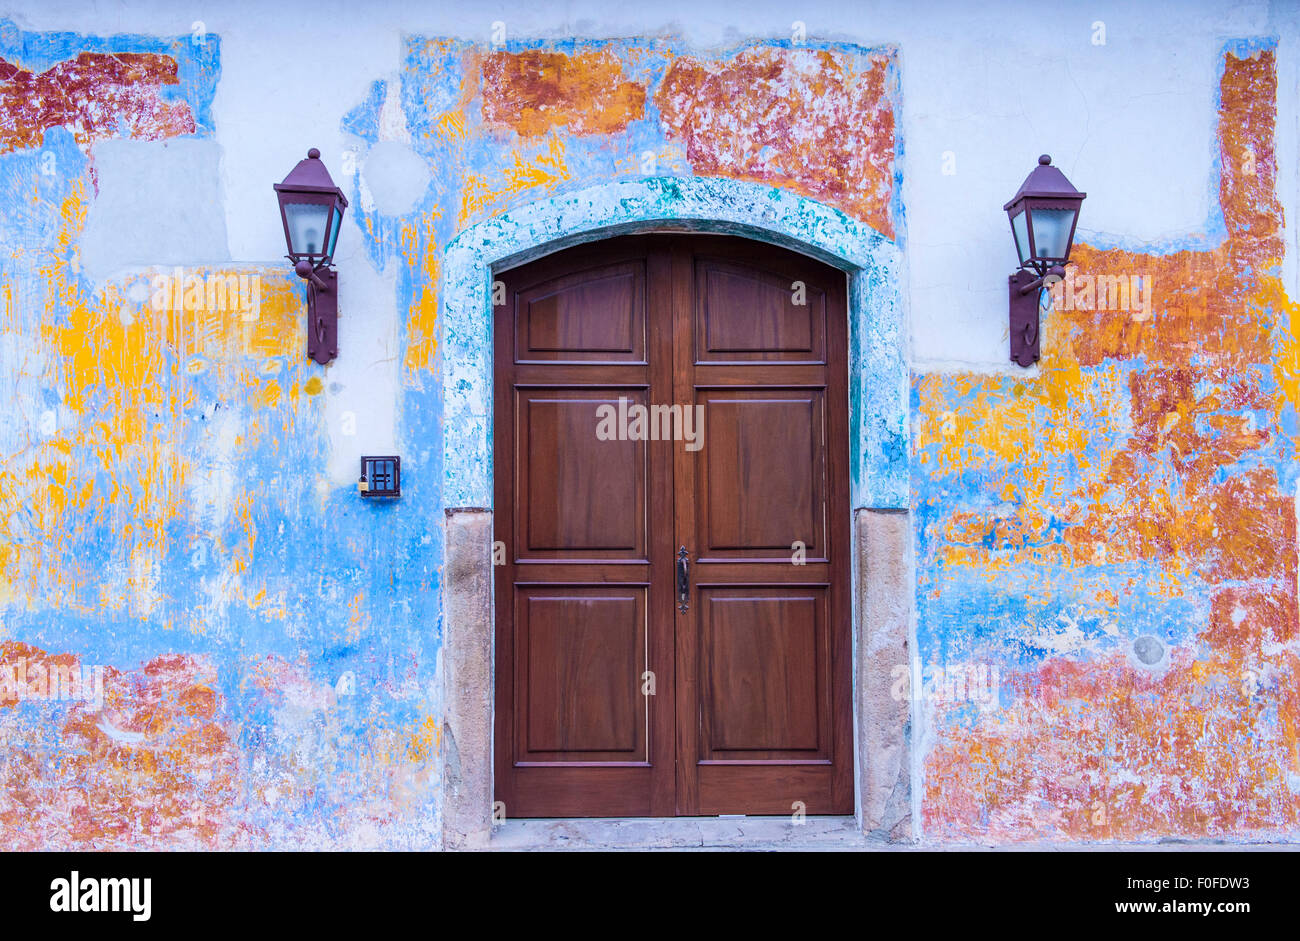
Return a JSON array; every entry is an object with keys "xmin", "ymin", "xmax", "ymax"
[
  {"xmin": 327, "ymin": 206, "xmax": 343, "ymax": 257},
  {"xmin": 1030, "ymin": 207, "xmax": 1075, "ymax": 259},
  {"xmin": 1011, "ymin": 209, "xmax": 1031, "ymax": 265},
  {"xmin": 284, "ymin": 201, "xmax": 332, "ymax": 257}
]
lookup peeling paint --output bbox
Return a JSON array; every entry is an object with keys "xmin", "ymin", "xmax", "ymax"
[
  {"xmin": 481, "ymin": 48, "xmax": 647, "ymax": 138},
  {"xmin": 657, "ymin": 47, "xmax": 898, "ymax": 239}
]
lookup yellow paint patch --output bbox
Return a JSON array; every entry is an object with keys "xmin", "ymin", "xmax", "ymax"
[
  {"xmin": 401, "ymin": 209, "xmax": 443, "ymax": 377},
  {"xmin": 345, "ymin": 591, "xmax": 365, "ymax": 644},
  {"xmin": 405, "ymin": 715, "xmax": 443, "ymax": 764},
  {"xmin": 458, "ymin": 136, "xmax": 568, "ymax": 228}
]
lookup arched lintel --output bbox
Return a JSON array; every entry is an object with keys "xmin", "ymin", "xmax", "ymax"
[{"xmin": 438, "ymin": 175, "xmax": 908, "ymax": 511}]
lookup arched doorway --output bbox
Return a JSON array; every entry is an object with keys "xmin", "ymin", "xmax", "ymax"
[
  {"xmin": 438, "ymin": 177, "xmax": 911, "ymax": 847},
  {"xmin": 492, "ymin": 234, "xmax": 852, "ymax": 816}
]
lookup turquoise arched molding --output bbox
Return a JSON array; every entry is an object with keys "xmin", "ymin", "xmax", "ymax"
[{"xmin": 439, "ymin": 175, "xmax": 909, "ymax": 511}]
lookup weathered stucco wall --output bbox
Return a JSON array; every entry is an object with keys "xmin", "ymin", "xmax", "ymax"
[
  {"xmin": 917, "ymin": 44, "xmax": 1300, "ymax": 841},
  {"xmin": 0, "ymin": 0, "xmax": 1296, "ymax": 847}
]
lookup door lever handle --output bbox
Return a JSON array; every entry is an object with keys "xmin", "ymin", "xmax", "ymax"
[{"xmin": 676, "ymin": 546, "xmax": 690, "ymax": 613}]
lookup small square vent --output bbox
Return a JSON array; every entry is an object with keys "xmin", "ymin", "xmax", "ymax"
[{"xmin": 359, "ymin": 456, "xmax": 400, "ymax": 498}]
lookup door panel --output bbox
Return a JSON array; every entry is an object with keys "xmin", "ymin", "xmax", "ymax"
[
  {"xmin": 515, "ymin": 260, "xmax": 646, "ymax": 362},
  {"xmin": 494, "ymin": 234, "xmax": 851, "ymax": 818},
  {"xmin": 696, "ymin": 258, "xmax": 827, "ymax": 362},
  {"xmin": 699, "ymin": 588, "xmax": 830, "ymax": 757},
  {"xmin": 516, "ymin": 586, "xmax": 646, "ymax": 761},
  {"xmin": 698, "ymin": 390, "xmax": 826, "ymax": 559},
  {"xmin": 517, "ymin": 390, "xmax": 646, "ymax": 559}
]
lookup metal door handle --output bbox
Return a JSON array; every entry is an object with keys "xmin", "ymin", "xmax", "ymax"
[{"xmin": 677, "ymin": 546, "xmax": 690, "ymax": 613}]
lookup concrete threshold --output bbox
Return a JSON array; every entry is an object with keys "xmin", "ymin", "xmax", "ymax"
[
  {"xmin": 486, "ymin": 815, "xmax": 865, "ymax": 851},
  {"xmin": 480, "ymin": 817, "xmax": 1300, "ymax": 851}
]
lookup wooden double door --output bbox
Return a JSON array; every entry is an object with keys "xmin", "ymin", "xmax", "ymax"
[{"xmin": 493, "ymin": 234, "xmax": 851, "ymax": 817}]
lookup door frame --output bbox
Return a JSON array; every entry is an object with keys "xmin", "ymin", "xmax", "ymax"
[{"xmin": 438, "ymin": 177, "xmax": 913, "ymax": 848}]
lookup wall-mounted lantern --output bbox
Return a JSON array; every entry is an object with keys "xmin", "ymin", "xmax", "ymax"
[
  {"xmin": 1003, "ymin": 155, "xmax": 1086, "ymax": 367},
  {"xmin": 274, "ymin": 148, "xmax": 349, "ymax": 365}
]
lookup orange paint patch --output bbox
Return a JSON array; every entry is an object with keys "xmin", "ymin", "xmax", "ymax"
[
  {"xmin": 457, "ymin": 134, "xmax": 569, "ymax": 229},
  {"xmin": 400, "ymin": 209, "xmax": 442, "ymax": 377},
  {"xmin": 0, "ymin": 187, "xmax": 309, "ymax": 608},
  {"xmin": 481, "ymin": 49, "xmax": 646, "ymax": 137},
  {"xmin": 405, "ymin": 715, "xmax": 442, "ymax": 763}
]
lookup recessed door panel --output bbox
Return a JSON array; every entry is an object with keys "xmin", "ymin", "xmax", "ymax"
[
  {"xmin": 516, "ymin": 586, "xmax": 646, "ymax": 762},
  {"xmin": 695, "ymin": 258, "xmax": 827, "ymax": 362},
  {"xmin": 699, "ymin": 588, "xmax": 829, "ymax": 758},
  {"xmin": 517, "ymin": 389, "xmax": 646, "ymax": 559},
  {"xmin": 698, "ymin": 390, "xmax": 826, "ymax": 560},
  {"xmin": 515, "ymin": 261, "xmax": 646, "ymax": 363}
]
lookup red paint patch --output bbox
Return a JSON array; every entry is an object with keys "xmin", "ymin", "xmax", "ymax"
[
  {"xmin": 0, "ymin": 52, "xmax": 195, "ymax": 155},
  {"xmin": 926, "ymin": 647, "xmax": 1300, "ymax": 841},
  {"xmin": 656, "ymin": 48, "xmax": 896, "ymax": 238},
  {"xmin": 0, "ymin": 646, "xmax": 238, "ymax": 849}
]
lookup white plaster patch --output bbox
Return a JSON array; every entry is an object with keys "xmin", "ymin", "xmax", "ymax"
[
  {"xmin": 0, "ymin": 330, "xmax": 53, "ymax": 455},
  {"xmin": 325, "ymin": 256, "xmax": 399, "ymax": 485},
  {"xmin": 79, "ymin": 139, "xmax": 231, "ymax": 285},
  {"xmin": 96, "ymin": 719, "xmax": 147, "ymax": 745},
  {"xmin": 125, "ymin": 276, "xmax": 152, "ymax": 304},
  {"xmin": 362, "ymin": 141, "xmax": 431, "ymax": 217},
  {"xmin": 186, "ymin": 395, "xmax": 244, "ymax": 532},
  {"xmin": 378, "ymin": 79, "xmax": 412, "ymax": 144}
]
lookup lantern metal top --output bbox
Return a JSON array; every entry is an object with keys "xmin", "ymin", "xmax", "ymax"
[
  {"xmin": 274, "ymin": 148, "xmax": 349, "ymax": 205},
  {"xmin": 1002, "ymin": 154, "xmax": 1086, "ymax": 211}
]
